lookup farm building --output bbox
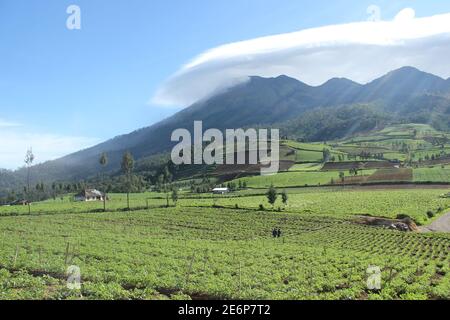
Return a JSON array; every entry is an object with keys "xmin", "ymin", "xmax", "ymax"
[
  {"xmin": 9, "ymin": 199, "xmax": 29, "ymax": 206},
  {"xmin": 74, "ymin": 189, "xmax": 105, "ymax": 202},
  {"xmin": 212, "ymin": 187, "xmax": 230, "ymax": 195}
]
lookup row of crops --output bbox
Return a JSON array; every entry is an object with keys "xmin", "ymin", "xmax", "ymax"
[{"xmin": 0, "ymin": 207, "xmax": 449, "ymax": 300}]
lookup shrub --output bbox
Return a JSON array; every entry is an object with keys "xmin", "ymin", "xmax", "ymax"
[{"xmin": 396, "ymin": 214, "xmax": 411, "ymax": 220}]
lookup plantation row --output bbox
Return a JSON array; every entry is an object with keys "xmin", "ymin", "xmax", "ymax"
[{"xmin": 0, "ymin": 207, "xmax": 449, "ymax": 300}]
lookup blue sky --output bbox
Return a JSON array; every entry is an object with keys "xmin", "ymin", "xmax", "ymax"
[{"xmin": 1, "ymin": 0, "xmax": 450, "ymax": 169}]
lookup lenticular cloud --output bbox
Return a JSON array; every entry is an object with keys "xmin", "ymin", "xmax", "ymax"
[{"xmin": 152, "ymin": 8, "xmax": 450, "ymax": 107}]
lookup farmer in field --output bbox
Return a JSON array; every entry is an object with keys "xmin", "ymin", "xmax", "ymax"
[{"xmin": 272, "ymin": 228, "xmax": 277, "ymax": 238}]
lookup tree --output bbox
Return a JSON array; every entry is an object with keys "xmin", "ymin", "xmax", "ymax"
[
  {"xmin": 339, "ymin": 172, "xmax": 345, "ymax": 183},
  {"xmin": 163, "ymin": 166, "xmax": 172, "ymax": 183},
  {"xmin": 322, "ymin": 148, "xmax": 331, "ymax": 163},
  {"xmin": 24, "ymin": 148, "xmax": 34, "ymax": 214},
  {"xmin": 266, "ymin": 185, "xmax": 278, "ymax": 209},
  {"xmin": 171, "ymin": 189, "xmax": 178, "ymax": 207},
  {"xmin": 281, "ymin": 190, "xmax": 288, "ymax": 207},
  {"xmin": 99, "ymin": 153, "xmax": 108, "ymax": 212},
  {"xmin": 51, "ymin": 182, "xmax": 57, "ymax": 200},
  {"xmin": 121, "ymin": 151, "xmax": 134, "ymax": 210}
]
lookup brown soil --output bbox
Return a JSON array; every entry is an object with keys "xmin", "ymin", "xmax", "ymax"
[
  {"xmin": 366, "ymin": 168, "xmax": 413, "ymax": 182},
  {"xmin": 355, "ymin": 216, "xmax": 418, "ymax": 232}
]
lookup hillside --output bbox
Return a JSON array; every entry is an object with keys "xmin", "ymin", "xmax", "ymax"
[{"xmin": 3, "ymin": 66, "xmax": 450, "ymax": 188}]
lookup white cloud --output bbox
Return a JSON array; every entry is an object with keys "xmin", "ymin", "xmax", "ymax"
[
  {"xmin": 152, "ymin": 8, "xmax": 450, "ymax": 107},
  {"xmin": 0, "ymin": 118, "xmax": 21, "ymax": 128},
  {"xmin": 0, "ymin": 127, "xmax": 100, "ymax": 170}
]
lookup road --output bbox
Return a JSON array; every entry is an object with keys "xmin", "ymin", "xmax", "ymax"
[{"xmin": 419, "ymin": 211, "xmax": 450, "ymax": 233}]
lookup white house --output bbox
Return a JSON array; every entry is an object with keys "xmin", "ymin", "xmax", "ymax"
[
  {"xmin": 212, "ymin": 187, "xmax": 230, "ymax": 195},
  {"xmin": 74, "ymin": 189, "xmax": 105, "ymax": 202}
]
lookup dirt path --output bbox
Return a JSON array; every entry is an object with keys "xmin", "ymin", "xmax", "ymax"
[{"xmin": 419, "ymin": 211, "xmax": 450, "ymax": 233}]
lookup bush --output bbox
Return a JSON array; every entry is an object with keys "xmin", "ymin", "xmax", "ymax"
[
  {"xmin": 259, "ymin": 204, "xmax": 265, "ymax": 211},
  {"xmin": 396, "ymin": 214, "xmax": 411, "ymax": 220},
  {"xmin": 426, "ymin": 211, "xmax": 435, "ymax": 219}
]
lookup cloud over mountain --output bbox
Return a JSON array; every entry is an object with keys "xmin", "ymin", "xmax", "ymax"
[{"xmin": 152, "ymin": 8, "xmax": 450, "ymax": 107}]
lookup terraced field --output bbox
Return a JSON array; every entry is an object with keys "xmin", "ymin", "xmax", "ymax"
[
  {"xmin": 366, "ymin": 169, "xmax": 413, "ymax": 183},
  {"xmin": 288, "ymin": 163, "xmax": 323, "ymax": 172},
  {"xmin": 229, "ymin": 171, "xmax": 336, "ymax": 188},
  {"xmin": 414, "ymin": 167, "xmax": 450, "ymax": 183}
]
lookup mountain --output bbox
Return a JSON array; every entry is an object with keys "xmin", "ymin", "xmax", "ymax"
[
  {"xmin": 357, "ymin": 66, "xmax": 450, "ymax": 107},
  {"xmin": 5, "ymin": 66, "xmax": 450, "ymax": 186}
]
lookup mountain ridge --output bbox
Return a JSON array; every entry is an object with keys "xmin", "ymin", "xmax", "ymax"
[{"xmin": 4, "ymin": 66, "xmax": 450, "ymax": 185}]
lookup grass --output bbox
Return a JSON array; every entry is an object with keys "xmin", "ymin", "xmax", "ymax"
[
  {"xmin": 294, "ymin": 150, "xmax": 324, "ymax": 162},
  {"xmin": 289, "ymin": 163, "xmax": 323, "ymax": 172},
  {"xmin": 0, "ymin": 193, "xmax": 168, "ymax": 217},
  {"xmin": 414, "ymin": 167, "xmax": 450, "ymax": 183},
  {"xmin": 383, "ymin": 152, "xmax": 407, "ymax": 161},
  {"xmin": 232, "ymin": 171, "xmax": 341, "ymax": 188},
  {"xmin": 283, "ymin": 141, "xmax": 328, "ymax": 152}
]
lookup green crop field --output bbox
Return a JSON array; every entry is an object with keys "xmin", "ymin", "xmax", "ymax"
[
  {"xmin": 18, "ymin": 188, "xmax": 444, "ymax": 226},
  {"xmin": 294, "ymin": 150, "xmax": 324, "ymax": 162},
  {"xmin": 231, "ymin": 171, "xmax": 342, "ymax": 188},
  {"xmin": 180, "ymin": 188, "xmax": 449, "ymax": 225},
  {"xmin": 0, "ymin": 206, "xmax": 448, "ymax": 300},
  {"xmin": 283, "ymin": 141, "xmax": 328, "ymax": 152},
  {"xmin": 289, "ymin": 163, "xmax": 323, "ymax": 171},
  {"xmin": 414, "ymin": 167, "xmax": 450, "ymax": 183},
  {"xmin": 232, "ymin": 169, "xmax": 380, "ymax": 188},
  {"xmin": 0, "ymin": 193, "xmax": 169, "ymax": 217},
  {"xmin": 2, "ymin": 124, "xmax": 450, "ymax": 301}
]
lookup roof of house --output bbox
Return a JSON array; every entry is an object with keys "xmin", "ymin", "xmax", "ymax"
[
  {"xmin": 75, "ymin": 189, "xmax": 104, "ymax": 198},
  {"xmin": 213, "ymin": 188, "xmax": 229, "ymax": 191},
  {"xmin": 9, "ymin": 199, "xmax": 29, "ymax": 205}
]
